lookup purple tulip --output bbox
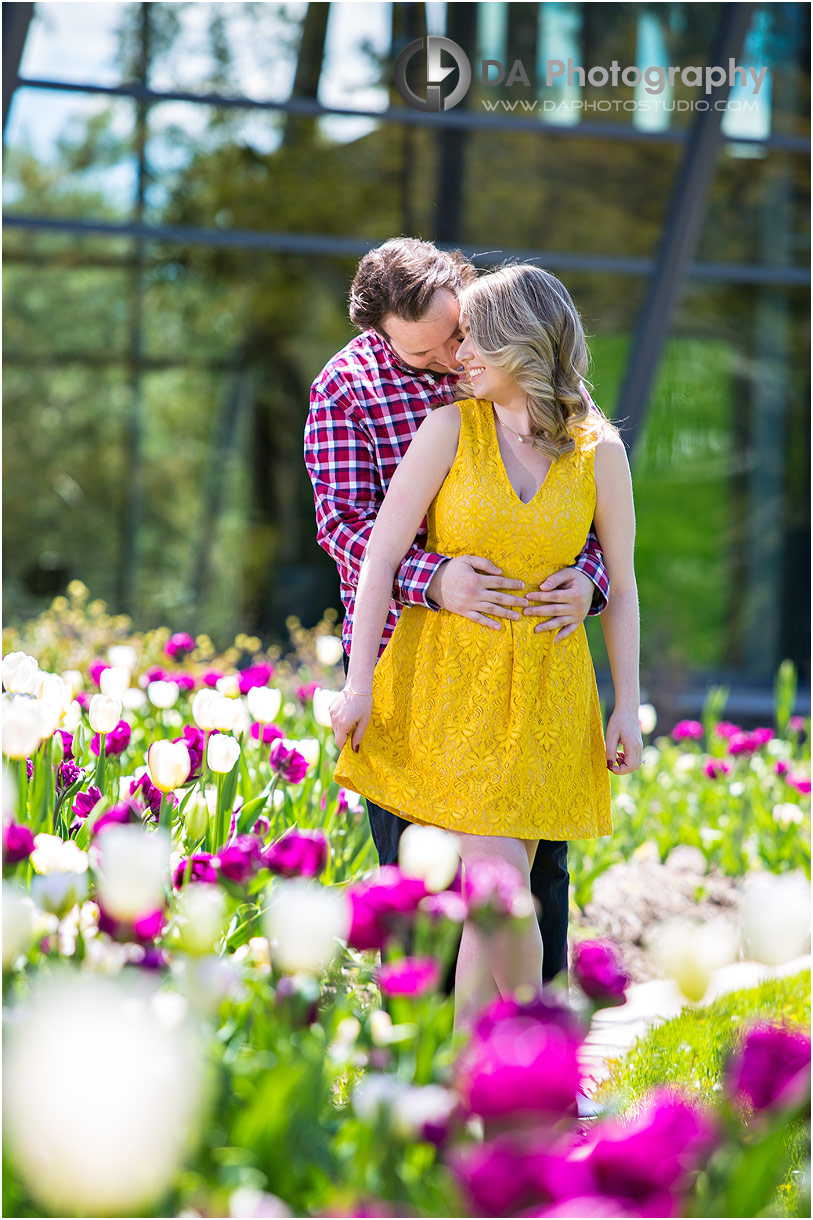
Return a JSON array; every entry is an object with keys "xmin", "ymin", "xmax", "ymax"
[
  {"xmin": 725, "ymin": 1023, "xmax": 811, "ymax": 1112},
  {"xmin": 174, "ymin": 673, "xmax": 196, "ymax": 693},
  {"xmin": 420, "ymin": 890, "xmax": 469, "ymax": 924},
  {"xmin": 450, "ymin": 1138, "xmax": 536, "ymax": 1217},
  {"xmin": 173, "ymin": 852, "xmax": 220, "ymax": 888},
  {"xmin": 98, "ymin": 903, "xmax": 166, "ymax": 945},
  {"xmin": 3, "ymin": 820, "xmax": 35, "ymax": 864},
  {"xmin": 774, "ymin": 760, "xmax": 791, "ymax": 777},
  {"xmin": 71, "ymin": 785, "xmax": 103, "ymax": 825},
  {"xmin": 203, "ymin": 670, "xmax": 224, "ymax": 687},
  {"xmin": 89, "ymin": 661, "xmax": 110, "ymax": 687},
  {"xmin": 463, "ymin": 858, "xmax": 528, "ymax": 929},
  {"xmin": 297, "ymin": 681, "xmax": 319, "ymax": 702},
  {"xmin": 347, "ymin": 866, "xmax": 428, "ymax": 951},
  {"xmin": 377, "ymin": 956, "xmax": 441, "ymax": 997},
  {"xmin": 173, "ymin": 724, "xmax": 205, "ymax": 781},
  {"xmin": 91, "ymin": 718, "xmax": 131, "ymax": 758},
  {"xmin": 582, "ymin": 1088, "xmax": 716, "ymax": 1213},
  {"xmin": 714, "ymin": 721, "xmax": 741, "ymax": 739},
  {"xmin": 56, "ymin": 760, "xmax": 85, "ymax": 794},
  {"xmin": 129, "ymin": 773, "xmax": 166, "ymax": 819},
  {"xmin": 671, "ymin": 720, "xmax": 703, "ymax": 741},
  {"xmin": 92, "ymin": 802, "xmax": 141, "ymax": 837},
  {"xmin": 164, "ymin": 632, "xmax": 196, "ymax": 660},
  {"xmin": 269, "ymin": 740, "xmax": 310, "ymax": 784},
  {"xmin": 217, "ymin": 835, "xmax": 263, "ymax": 883},
  {"xmin": 264, "ymin": 828, "xmax": 328, "ymax": 879},
  {"xmin": 238, "ymin": 663, "xmax": 275, "ymax": 694},
  {"xmin": 788, "ymin": 715, "xmax": 807, "ymax": 735},
  {"xmin": 57, "ymin": 729, "xmax": 74, "ymax": 760},
  {"xmin": 253, "ymin": 814, "xmax": 271, "ymax": 837},
  {"xmin": 132, "ymin": 908, "xmax": 166, "ymax": 940},
  {"xmin": 704, "ymin": 759, "xmax": 731, "ymax": 780},
  {"xmin": 75, "ymin": 691, "xmax": 90, "ymax": 711},
  {"xmin": 788, "ymin": 775, "xmax": 811, "ymax": 795},
  {"xmin": 572, "ymin": 939, "xmax": 630, "ymax": 1006},
  {"xmin": 134, "ymin": 946, "xmax": 170, "ymax": 971},
  {"xmin": 528, "ymin": 1199, "xmax": 641, "ymax": 1218},
  {"xmin": 144, "ymin": 665, "xmax": 169, "ymax": 684},
  {"xmin": 751, "ymin": 727, "xmax": 775, "ymax": 747},
  {"xmin": 473, "ymin": 992, "xmax": 584, "ymax": 1042},
  {"xmin": 251, "ymin": 721, "xmax": 284, "ymax": 745},
  {"xmin": 728, "ymin": 731, "xmax": 760, "ymax": 756},
  {"xmin": 458, "ymin": 1016, "xmax": 582, "ymax": 1120}
]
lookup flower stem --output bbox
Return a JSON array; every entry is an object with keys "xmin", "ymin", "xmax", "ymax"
[
  {"xmin": 17, "ymin": 758, "xmax": 28, "ymax": 823},
  {"xmin": 93, "ymin": 735, "xmax": 107, "ymax": 792},
  {"xmin": 159, "ymin": 792, "xmax": 172, "ymax": 830}
]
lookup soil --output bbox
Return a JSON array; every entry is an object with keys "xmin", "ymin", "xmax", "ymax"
[{"xmin": 572, "ymin": 843, "xmax": 744, "ymax": 983}]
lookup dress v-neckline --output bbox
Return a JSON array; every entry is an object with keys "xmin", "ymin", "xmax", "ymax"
[{"xmin": 489, "ymin": 405, "xmax": 553, "ymax": 506}]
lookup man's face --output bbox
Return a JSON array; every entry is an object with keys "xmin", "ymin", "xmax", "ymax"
[{"xmin": 379, "ymin": 288, "xmax": 464, "ymax": 375}]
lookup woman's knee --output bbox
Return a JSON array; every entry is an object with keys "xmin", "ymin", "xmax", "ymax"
[{"xmin": 457, "ymin": 833, "xmax": 530, "ymax": 878}]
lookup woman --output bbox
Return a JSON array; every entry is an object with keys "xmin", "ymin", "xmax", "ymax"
[{"xmin": 331, "ymin": 264, "xmax": 641, "ymax": 1027}]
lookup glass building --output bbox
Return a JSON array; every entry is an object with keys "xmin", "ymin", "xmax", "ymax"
[{"xmin": 3, "ymin": 2, "xmax": 810, "ymax": 721}]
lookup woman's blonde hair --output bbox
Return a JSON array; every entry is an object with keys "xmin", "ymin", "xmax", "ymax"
[{"xmin": 459, "ymin": 263, "xmax": 616, "ymax": 458}]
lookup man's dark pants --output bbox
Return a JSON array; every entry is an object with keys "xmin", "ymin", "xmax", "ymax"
[{"xmin": 365, "ymin": 800, "xmax": 569, "ymax": 984}]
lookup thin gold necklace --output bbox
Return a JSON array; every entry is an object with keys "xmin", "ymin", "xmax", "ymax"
[{"xmin": 495, "ymin": 410, "xmax": 533, "ymax": 444}]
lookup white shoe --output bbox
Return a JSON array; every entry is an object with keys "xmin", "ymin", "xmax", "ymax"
[{"xmin": 576, "ymin": 1090, "xmax": 605, "ymax": 1119}]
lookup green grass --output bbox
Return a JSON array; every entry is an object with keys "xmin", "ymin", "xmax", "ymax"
[{"xmin": 598, "ymin": 970, "xmax": 811, "ymax": 1109}]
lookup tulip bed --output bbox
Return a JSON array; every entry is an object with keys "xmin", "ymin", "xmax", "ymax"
[{"xmin": 2, "ymin": 585, "xmax": 811, "ymax": 1219}]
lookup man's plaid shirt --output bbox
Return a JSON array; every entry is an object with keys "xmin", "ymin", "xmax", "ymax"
[{"xmin": 304, "ymin": 330, "xmax": 609, "ymax": 655}]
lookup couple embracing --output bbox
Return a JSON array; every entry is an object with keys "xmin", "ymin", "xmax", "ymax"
[{"xmin": 304, "ymin": 238, "xmax": 641, "ymax": 1032}]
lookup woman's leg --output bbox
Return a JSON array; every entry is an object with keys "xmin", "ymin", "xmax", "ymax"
[{"xmin": 454, "ymin": 833, "xmax": 544, "ymax": 1031}]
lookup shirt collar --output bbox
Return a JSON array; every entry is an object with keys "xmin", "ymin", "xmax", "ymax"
[{"xmin": 374, "ymin": 331, "xmax": 460, "ymax": 385}]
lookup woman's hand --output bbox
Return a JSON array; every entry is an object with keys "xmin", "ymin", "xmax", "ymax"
[
  {"xmin": 605, "ymin": 708, "xmax": 643, "ymax": 775},
  {"xmin": 330, "ymin": 688, "xmax": 373, "ymax": 753}
]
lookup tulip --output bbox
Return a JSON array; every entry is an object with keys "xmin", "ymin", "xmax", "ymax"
[
  {"xmin": 651, "ymin": 918, "xmax": 737, "ymax": 1002},
  {"xmin": 210, "ymin": 693, "xmax": 246, "ymax": 733},
  {"xmin": 216, "ymin": 674, "xmax": 241, "ymax": 698},
  {"xmin": 30, "ymin": 832, "xmax": 89, "ymax": 876},
  {"xmin": 346, "ymin": 866, "xmax": 427, "ymax": 951},
  {"xmin": 36, "ymin": 672, "xmax": 73, "ymax": 715},
  {"xmin": 192, "ymin": 688, "xmax": 219, "ymax": 731},
  {"xmin": 94, "ymin": 825, "xmax": 171, "ymax": 921},
  {"xmin": 315, "ymin": 634, "xmax": 344, "ymax": 667},
  {"xmin": 264, "ymin": 828, "xmax": 328, "ymax": 879},
  {"xmin": 269, "ymin": 739, "xmax": 309, "ymax": 784},
  {"xmin": 237, "ymin": 663, "xmax": 274, "ymax": 694},
  {"xmin": 35, "ymin": 697, "xmax": 63, "ymax": 739},
  {"xmin": 147, "ymin": 740, "xmax": 192, "ymax": 793},
  {"xmin": 390, "ymin": 1083, "xmax": 457, "ymax": 1144},
  {"xmin": 572, "ymin": 939, "xmax": 630, "ymax": 1007},
  {"xmin": 61, "ymin": 700, "xmax": 83, "ymax": 731},
  {"xmin": 107, "ymin": 645, "xmax": 138, "ymax": 671},
  {"xmin": 377, "ymin": 956, "xmax": 441, "ymax": 998},
  {"xmin": 246, "ymin": 685, "xmax": 282, "ymax": 724},
  {"xmin": 2, "ymin": 651, "xmax": 39, "ymax": 695},
  {"xmin": 173, "ymin": 852, "xmax": 219, "ymax": 888},
  {"xmin": 312, "ymin": 688, "xmax": 339, "ymax": 727},
  {"xmin": 174, "ymin": 883, "xmax": 227, "ymax": 954},
  {"xmin": 773, "ymin": 802, "xmax": 804, "ymax": 827},
  {"xmin": 264, "ymin": 878, "xmax": 350, "ymax": 974},
  {"xmin": 2, "ymin": 696, "xmax": 43, "ymax": 758},
  {"xmin": 122, "ymin": 686, "xmax": 148, "ymax": 711},
  {"xmin": 740, "ymin": 873, "xmax": 811, "ymax": 965},
  {"xmin": 3, "ymin": 820, "xmax": 35, "ymax": 864},
  {"xmin": 229, "ymin": 1188, "xmax": 293, "ymax": 1219},
  {"xmin": 251, "ymin": 722, "xmax": 284, "ymax": 745},
  {"xmin": 100, "ymin": 666, "xmax": 131, "ymax": 699},
  {"xmin": 3, "ymin": 973, "xmax": 207, "ymax": 1215},
  {"xmin": 725, "ymin": 1023, "xmax": 811, "ymax": 1112},
  {"xmin": 183, "ymin": 794, "xmax": 210, "ymax": 844},
  {"xmin": 147, "ymin": 680, "xmax": 180, "ymax": 709},
  {"xmin": 207, "ymin": 732, "xmax": 240, "ymax": 774},
  {"xmin": 91, "ymin": 718, "xmax": 131, "ymax": 758},
  {"xmin": 2, "ymin": 884, "xmax": 36, "ymax": 968},
  {"xmin": 31, "ymin": 870, "xmax": 89, "ymax": 916},
  {"xmin": 637, "ymin": 703, "xmax": 657, "ymax": 735},
  {"xmin": 89, "ymin": 694, "xmax": 122, "ymax": 735},
  {"xmin": 457, "ymin": 1015, "xmax": 581, "ymax": 1119},
  {"xmin": 671, "ymin": 720, "xmax": 703, "ymax": 741},
  {"xmin": 399, "ymin": 823, "xmax": 460, "ymax": 892},
  {"xmin": 704, "ymin": 758, "xmax": 731, "ymax": 779},
  {"xmin": 164, "ymin": 632, "xmax": 196, "ymax": 660},
  {"xmin": 63, "ymin": 669, "xmax": 84, "ymax": 698},
  {"xmin": 217, "ymin": 835, "xmax": 263, "ymax": 883}
]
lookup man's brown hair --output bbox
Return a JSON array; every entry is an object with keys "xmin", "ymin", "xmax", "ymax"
[{"xmin": 349, "ymin": 237, "xmax": 475, "ymax": 333}]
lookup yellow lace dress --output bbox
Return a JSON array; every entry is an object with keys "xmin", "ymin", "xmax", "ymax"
[{"xmin": 334, "ymin": 399, "xmax": 612, "ymax": 841}]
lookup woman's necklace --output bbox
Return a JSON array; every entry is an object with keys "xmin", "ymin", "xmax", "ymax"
[{"xmin": 495, "ymin": 411, "xmax": 533, "ymax": 444}]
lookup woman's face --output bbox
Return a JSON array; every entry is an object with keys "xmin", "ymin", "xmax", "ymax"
[{"xmin": 457, "ymin": 314, "xmax": 521, "ymax": 405}]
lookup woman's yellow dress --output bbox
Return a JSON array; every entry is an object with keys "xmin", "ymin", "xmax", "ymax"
[{"xmin": 334, "ymin": 399, "xmax": 612, "ymax": 841}]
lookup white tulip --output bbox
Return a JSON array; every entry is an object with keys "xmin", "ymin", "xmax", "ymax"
[
  {"xmin": 31, "ymin": 833, "xmax": 89, "ymax": 876},
  {"xmin": 147, "ymin": 740, "xmax": 191, "ymax": 793},
  {"xmin": 312, "ymin": 688, "xmax": 339, "ymax": 728},
  {"xmin": 740, "ymin": 873, "xmax": 811, "ymax": 965},
  {"xmin": 391, "ymin": 1084, "xmax": 457, "ymax": 1141},
  {"xmin": 176, "ymin": 954, "xmax": 242, "ymax": 1015},
  {"xmin": 210, "ymin": 693, "xmax": 246, "ymax": 733},
  {"xmin": 264, "ymin": 879, "xmax": 350, "ymax": 975},
  {"xmin": 61, "ymin": 700, "xmax": 83, "ymax": 732},
  {"xmin": 36, "ymin": 672, "xmax": 73, "ymax": 714},
  {"xmin": 35, "ymin": 698, "xmax": 63, "ymax": 739},
  {"xmin": 207, "ymin": 733, "xmax": 241, "ymax": 774},
  {"xmin": 352, "ymin": 1073, "xmax": 406, "ymax": 1123},
  {"xmin": 31, "ymin": 871, "xmax": 89, "ymax": 916},
  {"xmin": 230, "ymin": 1188, "xmax": 293, "ymax": 1218},
  {"xmin": 399, "ymin": 824, "xmax": 460, "ymax": 892},
  {"xmin": 122, "ymin": 686, "xmax": 148, "ymax": 711},
  {"xmin": 100, "ymin": 666, "xmax": 130, "ymax": 699},
  {"xmin": 2, "ymin": 695, "xmax": 44, "ymax": 758},
  {"xmin": 216, "ymin": 674, "xmax": 241, "ymax": 698},
  {"xmin": 3, "ymin": 973, "xmax": 207, "ymax": 1216},
  {"xmin": 147, "ymin": 680, "xmax": 180, "ymax": 710},
  {"xmin": 315, "ymin": 634, "xmax": 344, "ymax": 668},
  {"xmin": 292, "ymin": 737, "xmax": 320, "ymax": 766},
  {"xmin": 174, "ymin": 884, "xmax": 227, "ymax": 955},
  {"xmin": 2, "ymin": 651, "xmax": 39, "ymax": 695},
  {"xmin": 107, "ymin": 645, "xmax": 138, "ymax": 672},
  {"xmin": 246, "ymin": 686, "xmax": 282, "ymax": 724},
  {"xmin": 63, "ymin": 669, "xmax": 84, "ymax": 699},
  {"xmin": 651, "ymin": 918, "xmax": 738, "ymax": 1002},
  {"xmin": 339, "ymin": 786, "xmax": 364, "ymax": 812},
  {"xmin": 2, "ymin": 884, "xmax": 36, "ymax": 969},
  {"xmin": 772, "ymin": 802, "xmax": 804, "ymax": 827},
  {"xmin": 192, "ymin": 688, "xmax": 219, "ymax": 731},
  {"xmin": 94, "ymin": 826, "xmax": 171, "ymax": 921},
  {"xmin": 638, "ymin": 703, "xmax": 657, "ymax": 735},
  {"xmin": 89, "ymin": 694, "xmax": 122, "ymax": 735}
]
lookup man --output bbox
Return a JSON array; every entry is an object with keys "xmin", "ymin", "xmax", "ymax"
[{"xmin": 304, "ymin": 237, "xmax": 609, "ymax": 984}]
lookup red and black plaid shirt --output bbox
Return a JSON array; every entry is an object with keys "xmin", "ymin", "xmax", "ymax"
[{"xmin": 304, "ymin": 330, "xmax": 609, "ymax": 654}]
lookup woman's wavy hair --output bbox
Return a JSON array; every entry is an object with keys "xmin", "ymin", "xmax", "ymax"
[{"xmin": 459, "ymin": 263, "xmax": 617, "ymax": 458}]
